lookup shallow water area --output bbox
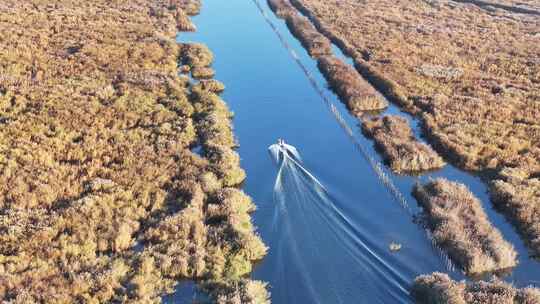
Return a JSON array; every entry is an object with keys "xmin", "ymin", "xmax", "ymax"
[{"xmin": 173, "ymin": 0, "xmax": 540, "ymax": 302}]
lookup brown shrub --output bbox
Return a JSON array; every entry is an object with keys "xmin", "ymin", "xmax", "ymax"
[
  {"xmin": 411, "ymin": 272, "xmax": 466, "ymax": 304},
  {"xmin": 170, "ymin": 0, "xmax": 202, "ymax": 16},
  {"xmin": 0, "ymin": 0, "xmax": 267, "ymax": 301},
  {"xmin": 285, "ymin": 0, "xmax": 413, "ymax": 109},
  {"xmin": 176, "ymin": 8, "xmax": 197, "ymax": 32},
  {"xmin": 267, "ymin": 0, "xmax": 295, "ymax": 18},
  {"xmin": 413, "ymin": 179, "xmax": 517, "ymax": 274},
  {"xmin": 354, "ymin": 58, "xmax": 414, "ymax": 109},
  {"xmin": 412, "ymin": 272, "xmax": 540, "ymax": 304},
  {"xmin": 190, "ymin": 84, "xmax": 237, "ymax": 150},
  {"xmin": 491, "ymin": 167, "xmax": 540, "ymax": 257},
  {"xmin": 180, "ymin": 42, "xmax": 214, "ymax": 68},
  {"xmin": 205, "ymin": 144, "xmax": 247, "ymax": 187},
  {"xmin": 362, "ymin": 115, "xmax": 445, "ymax": 173},
  {"xmin": 192, "ymin": 66, "xmax": 216, "ymax": 79},
  {"xmin": 317, "ymin": 55, "xmax": 388, "ymax": 113},
  {"xmin": 203, "ymin": 279, "xmax": 271, "ymax": 304},
  {"xmin": 295, "ymin": 0, "xmax": 540, "ymax": 255},
  {"xmin": 179, "ymin": 64, "xmax": 191, "ymax": 74},
  {"xmin": 188, "ymin": 78, "xmax": 248, "ymax": 188},
  {"xmin": 285, "ymin": 13, "xmax": 332, "ymax": 57},
  {"xmin": 194, "ymin": 79, "xmax": 226, "ymax": 93}
]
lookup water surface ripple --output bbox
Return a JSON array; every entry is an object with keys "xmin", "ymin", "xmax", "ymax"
[{"xmin": 172, "ymin": 0, "xmax": 540, "ymax": 302}]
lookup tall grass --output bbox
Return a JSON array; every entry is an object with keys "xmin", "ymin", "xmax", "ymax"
[
  {"xmin": 317, "ymin": 55, "xmax": 388, "ymax": 113},
  {"xmin": 491, "ymin": 167, "xmax": 540, "ymax": 258},
  {"xmin": 267, "ymin": 0, "xmax": 295, "ymax": 18},
  {"xmin": 285, "ymin": 14, "xmax": 332, "ymax": 57},
  {"xmin": 290, "ymin": 0, "xmax": 540, "ymax": 257},
  {"xmin": 413, "ymin": 178, "xmax": 518, "ymax": 274},
  {"xmin": 362, "ymin": 115, "xmax": 445, "ymax": 173},
  {"xmin": 0, "ymin": 0, "xmax": 267, "ymax": 302},
  {"xmin": 412, "ymin": 272, "xmax": 540, "ymax": 304},
  {"xmin": 287, "ymin": 0, "xmax": 413, "ymax": 110},
  {"xmin": 267, "ymin": 0, "xmax": 331, "ymax": 57}
]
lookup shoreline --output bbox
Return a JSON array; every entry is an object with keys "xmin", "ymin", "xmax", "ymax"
[
  {"xmin": 0, "ymin": 1, "xmax": 268, "ymax": 302},
  {"xmin": 413, "ymin": 178, "xmax": 517, "ymax": 275}
]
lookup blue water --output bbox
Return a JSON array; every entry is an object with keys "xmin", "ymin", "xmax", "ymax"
[{"xmin": 169, "ymin": 0, "xmax": 540, "ymax": 302}]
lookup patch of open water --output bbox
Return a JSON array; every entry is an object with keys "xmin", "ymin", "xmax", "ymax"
[{"xmin": 168, "ymin": 0, "xmax": 540, "ymax": 302}]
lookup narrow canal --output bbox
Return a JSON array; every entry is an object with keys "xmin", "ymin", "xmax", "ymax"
[{"xmin": 171, "ymin": 0, "xmax": 540, "ymax": 302}]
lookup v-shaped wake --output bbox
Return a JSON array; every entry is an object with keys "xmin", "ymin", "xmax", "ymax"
[{"xmin": 265, "ymin": 141, "xmax": 411, "ymax": 303}]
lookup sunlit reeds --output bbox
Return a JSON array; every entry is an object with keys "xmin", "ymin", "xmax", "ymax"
[
  {"xmin": 362, "ymin": 115, "xmax": 445, "ymax": 173},
  {"xmin": 0, "ymin": 0, "xmax": 267, "ymax": 302},
  {"xmin": 412, "ymin": 272, "xmax": 540, "ymax": 304},
  {"xmin": 285, "ymin": 14, "xmax": 332, "ymax": 57},
  {"xmin": 291, "ymin": 0, "xmax": 540, "ymax": 260},
  {"xmin": 318, "ymin": 55, "xmax": 388, "ymax": 113},
  {"xmin": 413, "ymin": 178, "xmax": 518, "ymax": 274}
]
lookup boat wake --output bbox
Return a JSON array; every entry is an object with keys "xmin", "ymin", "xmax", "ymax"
[{"xmin": 263, "ymin": 142, "xmax": 412, "ymax": 304}]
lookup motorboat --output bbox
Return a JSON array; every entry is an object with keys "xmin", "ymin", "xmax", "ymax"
[{"xmin": 268, "ymin": 138, "xmax": 301, "ymax": 164}]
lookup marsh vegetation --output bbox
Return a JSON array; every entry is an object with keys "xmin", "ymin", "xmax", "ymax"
[
  {"xmin": 0, "ymin": 0, "xmax": 268, "ymax": 302},
  {"xmin": 290, "ymin": 0, "xmax": 540, "ymax": 258},
  {"xmin": 267, "ymin": 0, "xmax": 296, "ymax": 18},
  {"xmin": 412, "ymin": 272, "xmax": 540, "ymax": 304},
  {"xmin": 317, "ymin": 56, "xmax": 389, "ymax": 113},
  {"xmin": 268, "ymin": 0, "xmax": 332, "ymax": 58},
  {"xmin": 362, "ymin": 116, "xmax": 445, "ymax": 173},
  {"xmin": 266, "ymin": 0, "xmax": 540, "ymax": 300},
  {"xmin": 413, "ymin": 178, "xmax": 518, "ymax": 275},
  {"xmin": 284, "ymin": 14, "xmax": 332, "ymax": 58},
  {"xmin": 491, "ymin": 168, "xmax": 540, "ymax": 258}
]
